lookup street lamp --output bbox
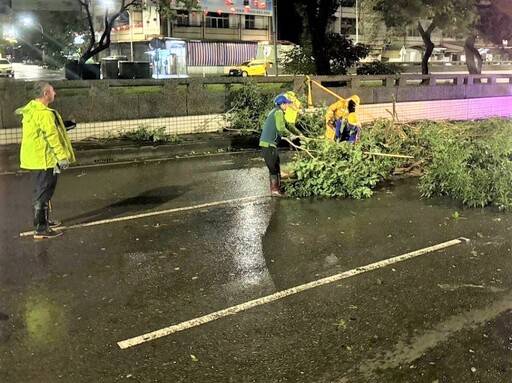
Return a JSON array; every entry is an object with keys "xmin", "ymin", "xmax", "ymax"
[
  {"xmin": 272, "ymin": 0, "xmax": 278, "ymax": 76},
  {"xmin": 20, "ymin": 16, "xmax": 45, "ymax": 63},
  {"xmin": 21, "ymin": 16, "xmax": 44, "ymax": 33},
  {"xmin": 126, "ymin": 10, "xmax": 134, "ymax": 61}
]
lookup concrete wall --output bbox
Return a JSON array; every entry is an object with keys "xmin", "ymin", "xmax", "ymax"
[
  {"xmin": 1, "ymin": 73, "xmax": 511, "ymax": 141},
  {"xmin": 2, "ymin": 96, "xmax": 511, "ymax": 145},
  {"xmin": 0, "ymin": 76, "xmax": 305, "ymax": 129},
  {"xmin": 0, "ymin": 114, "xmax": 228, "ymax": 145}
]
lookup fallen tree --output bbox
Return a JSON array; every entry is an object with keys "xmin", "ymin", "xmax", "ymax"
[
  {"xmin": 285, "ymin": 117, "xmax": 512, "ymax": 210},
  {"xmin": 223, "ymin": 82, "xmax": 512, "ymax": 210}
]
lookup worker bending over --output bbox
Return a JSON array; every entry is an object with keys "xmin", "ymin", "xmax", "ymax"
[
  {"xmin": 325, "ymin": 94, "xmax": 360, "ymax": 141},
  {"xmin": 335, "ymin": 112, "xmax": 361, "ymax": 144}
]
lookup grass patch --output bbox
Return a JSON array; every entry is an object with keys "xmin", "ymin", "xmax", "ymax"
[{"xmin": 205, "ymin": 82, "xmax": 291, "ymax": 93}]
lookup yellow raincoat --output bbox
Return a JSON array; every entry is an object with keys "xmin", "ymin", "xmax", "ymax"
[
  {"xmin": 283, "ymin": 91, "xmax": 301, "ymax": 126},
  {"xmin": 324, "ymin": 95, "xmax": 361, "ymax": 140},
  {"xmin": 16, "ymin": 100, "xmax": 76, "ymax": 170}
]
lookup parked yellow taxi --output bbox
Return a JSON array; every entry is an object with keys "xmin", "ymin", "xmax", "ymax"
[{"xmin": 228, "ymin": 59, "xmax": 272, "ymax": 77}]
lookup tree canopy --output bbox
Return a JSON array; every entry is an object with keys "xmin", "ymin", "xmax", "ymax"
[
  {"xmin": 39, "ymin": 11, "xmax": 88, "ymax": 69},
  {"xmin": 77, "ymin": 0, "xmax": 199, "ymax": 67},
  {"xmin": 375, "ymin": 0, "xmax": 477, "ymax": 74},
  {"xmin": 285, "ymin": 0, "xmax": 369, "ymax": 75},
  {"xmin": 282, "ymin": 33, "xmax": 369, "ymax": 75},
  {"xmin": 476, "ymin": 0, "xmax": 512, "ymax": 47}
]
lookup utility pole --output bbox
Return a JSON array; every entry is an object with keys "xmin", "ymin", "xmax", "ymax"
[
  {"xmin": 355, "ymin": 0, "xmax": 359, "ymax": 44},
  {"xmin": 127, "ymin": 10, "xmax": 134, "ymax": 61},
  {"xmin": 273, "ymin": 0, "xmax": 279, "ymax": 76}
]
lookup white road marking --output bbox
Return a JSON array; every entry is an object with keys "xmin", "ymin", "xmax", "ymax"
[
  {"xmin": 117, "ymin": 237, "xmax": 469, "ymax": 349},
  {"xmin": 19, "ymin": 195, "xmax": 268, "ymax": 237}
]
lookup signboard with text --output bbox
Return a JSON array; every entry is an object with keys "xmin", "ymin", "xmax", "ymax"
[{"xmin": 200, "ymin": 0, "xmax": 273, "ymax": 17}]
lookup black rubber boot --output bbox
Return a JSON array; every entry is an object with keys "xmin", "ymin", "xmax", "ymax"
[
  {"xmin": 47, "ymin": 200, "xmax": 62, "ymax": 228},
  {"xmin": 33, "ymin": 203, "xmax": 62, "ymax": 239},
  {"xmin": 33, "ymin": 207, "xmax": 46, "ymax": 232}
]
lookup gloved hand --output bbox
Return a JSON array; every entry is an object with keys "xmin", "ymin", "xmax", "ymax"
[
  {"xmin": 57, "ymin": 159, "xmax": 70, "ymax": 171},
  {"xmin": 64, "ymin": 119, "xmax": 76, "ymax": 131}
]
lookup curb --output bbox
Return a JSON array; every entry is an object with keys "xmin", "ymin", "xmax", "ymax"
[{"xmin": 0, "ymin": 133, "xmax": 261, "ymax": 174}]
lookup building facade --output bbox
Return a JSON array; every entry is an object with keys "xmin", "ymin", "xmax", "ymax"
[
  {"xmin": 93, "ymin": 0, "xmax": 480, "ymax": 76},
  {"xmin": 93, "ymin": 0, "xmax": 275, "ymax": 76}
]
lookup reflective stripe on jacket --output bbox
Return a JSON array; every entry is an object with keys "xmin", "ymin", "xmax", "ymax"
[{"xmin": 16, "ymin": 100, "xmax": 76, "ymax": 170}]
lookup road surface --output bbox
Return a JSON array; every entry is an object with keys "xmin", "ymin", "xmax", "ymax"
[{"xmin": 1, "ymin": 152, "xmax": 511, "ymax": 383}]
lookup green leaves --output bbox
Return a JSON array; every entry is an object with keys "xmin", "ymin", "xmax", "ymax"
[
  {"xmin": 286, "ymin": 114, "xmax": 512, "ymax": 210},
  {"xmin": 224, "ymin": 81, "xmax": 274, "ymax": 132},
  {"xmin": 286, "ymin": 139, "xmax": 395, "ymax": 199},
  {"xmin": 418, "ymin": 118, "xmax": 512, "ymax": 210},
  {"xmin": 356, "ymin": 61, "xmax": 402, "ymax": 75},
  {"xmin": 117, "ymin": 126, "xmax": 180, "ymax": 143},
  {"xmin": 280, "ymin": 33, "xmax": 370, "ymax": 75}
]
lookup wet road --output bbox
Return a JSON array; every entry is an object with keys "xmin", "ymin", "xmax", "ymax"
[
  {"xmin": 11, "ymin": 63, "xmax": 65, "ymax": 81},
  {"xmin": 1, "ymin": 152, "xmax": 512, "ymax": 383}
]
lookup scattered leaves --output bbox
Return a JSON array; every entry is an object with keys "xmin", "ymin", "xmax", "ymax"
[{"xmin": 334, "ymin": 319, "xmax": 347, "ymax": 331}]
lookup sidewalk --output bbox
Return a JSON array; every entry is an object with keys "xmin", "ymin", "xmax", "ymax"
[{"xmin": 0, "ymin": 132, "xmax": 260, "ymax": 174}]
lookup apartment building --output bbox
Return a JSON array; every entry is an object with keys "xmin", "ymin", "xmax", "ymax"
[
  {"xmin": 95, "ymin": 0, "xmax": 274, "ymax": 76},
  {"xmin": 94, "ymin": 0, "xmax": 468, "ymax": 76}
]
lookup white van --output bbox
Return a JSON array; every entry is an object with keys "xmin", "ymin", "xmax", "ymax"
[{"xmin": 0, "ymin": 59, "xmax": 14, "ymax": 78}]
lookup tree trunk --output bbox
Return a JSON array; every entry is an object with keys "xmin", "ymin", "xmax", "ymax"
[
  {"xmin": 417, "ymin": 21, "xmax": 436, "ymax": 75},
  {"xmin": 76, "ymin": 0, "xmax": 134, "ymax": 79},
  {"xmin": 311, "ymin": 34, "xmax": 331, "ymax": 75},
  {"xmin": 302, "ymin": 0, "xmax": 336, "ymax": 75},
  {"xmin": 464, "ymin": 34, "xmax": 482, "ymax": 75}
]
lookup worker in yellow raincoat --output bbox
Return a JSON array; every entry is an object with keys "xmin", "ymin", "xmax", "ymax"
[{"xmin": 324, "ymin": 94, "xmax": 360, "ymax": 140}]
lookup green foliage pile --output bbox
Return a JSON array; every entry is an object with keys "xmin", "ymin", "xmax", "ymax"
[
  {"xmin": 224, "ymin": 81, "xmax": 274, "ymax": 132},
  {"xmin": 418, "ymin": 118, "xmax": 512, "ymax": 210},
  {"xmin": 286, "ymin": 139, "xmax": 395, "ymax": 198},
  {"xmin": 286, "ymin": 116, "xmax": 512, "ymax": 210},
  {"xmin": 285, "ymin": 118, "xmax": 405, "ymax": 199},
  {"xmin": 296, "ymin": 107, "xmax": 328, "ymax": 137},
  {"xmin": 223, "ymin": 83, "xmax": 512, "ymax": 210},
  {"xmin": 117, "ymin": 126, "xmax": 180, "ymax": 143}
]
